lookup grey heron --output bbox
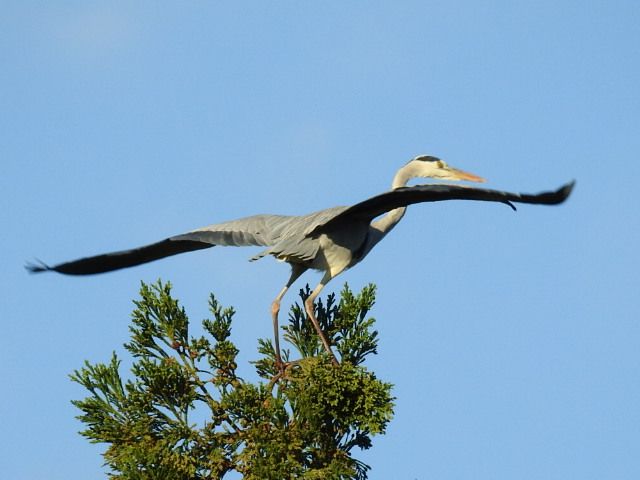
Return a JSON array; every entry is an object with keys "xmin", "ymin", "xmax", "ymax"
[{"xmin": 27, "ymin": 155, "xmax": 574, "ymax": 367}]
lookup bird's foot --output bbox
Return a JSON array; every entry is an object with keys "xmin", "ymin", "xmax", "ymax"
[
  {"xmin": 274, "ymin": 357, "xmax": 287, "ymax": 375},
  {"xmin": 327, "ymin": 351, "xmax": 339, "ymax": 366},
  {"xmin": 268, "ymin": 359, "xmax": 302, "ymax": 388}
]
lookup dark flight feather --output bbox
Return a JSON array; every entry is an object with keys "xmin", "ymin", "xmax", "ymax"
[
  {"xmin": 26, "ymin": 239, "xmax": 212, "ymax": 275},
  {"xmin": 308, "ymin": 181, "xmax": 575, "ymax": 236}
]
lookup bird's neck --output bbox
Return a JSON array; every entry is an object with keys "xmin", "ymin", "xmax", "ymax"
[
  {"xmin": 356, "ymin": 163, "xmax": 419, "ymax": 260},
  {"xmin": 390, "ymin": 162, "xmax": 416, "ymax": 190},
  {"xmin": 370, "ymin": 164, "xmax": 415, "ymax": 234}
]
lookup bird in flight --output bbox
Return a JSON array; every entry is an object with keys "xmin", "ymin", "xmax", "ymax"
[{"xmin": 27, "ymin": 155, "xmax": 574, "ymax": 368}]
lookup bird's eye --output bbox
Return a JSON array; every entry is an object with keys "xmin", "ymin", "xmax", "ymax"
[{"xmin": 437, "ymin": 161, "xmax": 445, "ymax": 168}]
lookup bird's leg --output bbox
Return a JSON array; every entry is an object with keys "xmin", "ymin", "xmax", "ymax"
[
  {"xmin": 272, "ymin": 265, "xmax": 307, "ymax": 372},
  {"xmin": 271, "ymin": 292, "xmax": 286, "ymax": 370},
  {"xmin": 305, "ymin": 274, "xmax": 339, "ymax": 366}
]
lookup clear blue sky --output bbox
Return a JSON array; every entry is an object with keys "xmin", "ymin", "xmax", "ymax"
[{"xmin": 2, "ymin": 2, "xmax": 639, "ymax": 479}]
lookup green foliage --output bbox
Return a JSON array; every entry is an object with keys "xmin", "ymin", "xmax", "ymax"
[{"xmin": 71, "ymin": 281, "xmax": 394, "ymax": 479}]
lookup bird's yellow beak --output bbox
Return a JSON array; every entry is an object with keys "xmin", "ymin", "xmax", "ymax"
[{"xmin": 447, "ymin": 167, "xmax": 486, "ymax": 183}]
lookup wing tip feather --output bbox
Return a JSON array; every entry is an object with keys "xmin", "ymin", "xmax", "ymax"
[
  {"xmin": 561, "ymin": 180, "xmax": 576, "ymax": 201},
  {"xmin": 25, "ymin": 259, "xmax": 52, "ymax": 273}
]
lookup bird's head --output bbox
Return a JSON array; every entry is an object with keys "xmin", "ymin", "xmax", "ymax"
[{"xmin": 408, "ymin": 155, "xmax": 486, "ymax": 183}]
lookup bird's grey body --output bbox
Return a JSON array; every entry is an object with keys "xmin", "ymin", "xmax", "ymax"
[
  {"xmin": 27, "ymin": 155, "xmax": 574, "ymax": 366},
  {"xmin": 174, "ymin": 207, "xmax": 354, "ymax": 266},
  {"xmin": 169, "ymin": 203, "xmax": 382, "ymax": 280}
]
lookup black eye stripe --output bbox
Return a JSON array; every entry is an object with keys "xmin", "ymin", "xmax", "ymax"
[{"xmin": 415, "ymin": 155, "xmax": 440, "ymax": 163}]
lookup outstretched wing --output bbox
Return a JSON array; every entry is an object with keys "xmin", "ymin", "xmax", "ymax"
[
  {"xmin": 26, "ymin": 214, "xmax": 298, "ymax": 275},
  {"xmin": 26, "ymin": 239, "xmax": 213, "ymax": 275},
  {"xmin": 307, "ymin": 181, "xmax": 575, "ymax": 237}
]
